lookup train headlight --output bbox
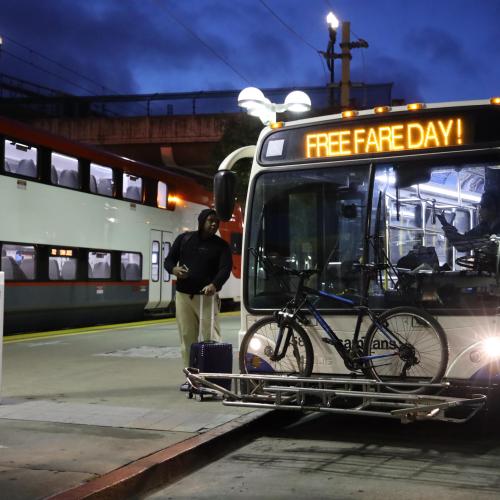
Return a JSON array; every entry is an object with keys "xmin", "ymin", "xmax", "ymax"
[{"xmin": 482, "ymin": 337, "xmax": 500, "ymax": 359}]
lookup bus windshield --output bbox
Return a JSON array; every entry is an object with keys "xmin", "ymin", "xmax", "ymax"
[
  {"xmin": 247, "ymin": 157, "xmax": 500, "ymax": 312},
  {"xmin": 247, "ymin": 164, "xmax": 370, "ymax": 309}
]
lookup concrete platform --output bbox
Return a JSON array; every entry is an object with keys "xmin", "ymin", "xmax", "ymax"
[{"xmin": 0, "ymin": 314, "xmax": 260, "ymax": 499}]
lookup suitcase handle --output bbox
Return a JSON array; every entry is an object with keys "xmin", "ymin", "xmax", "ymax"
[{"xmin": 198, "ymin": 294, "xmax": 216, "ymax": 342}]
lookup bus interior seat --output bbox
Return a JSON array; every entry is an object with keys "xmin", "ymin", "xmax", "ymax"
[
  {"xmin": 1, "ymin": 256, "xmax": 27, "ymax": 280},
  {"xmin": 19, "ymin": 259, "xmax": 35, "ymax": 279},
  {"xmin": 88, "ymin": 263, "xmax": 93, "ymax": 278},
  {"xmin": 4, "ymin": 160, "xmax": 12, "ymax": 172},
  {"xmin": 61, "ymin": 260, "xmax": 77, "ymax": 280},
  {"xmin": 120, "ymin": 263, "xmax": 126, "ymax": 280},
  {"xmin": 59, "ymin": 169, "xmax": 80, "ymax": 189},
  {"xmin": 49, "ymin": 259, "xmax": 61, "ymax": 280},
  {"xmin": 124, "ymin": 263, "xmax": 141, "ymax": 280},
  {"xmin": 97, "ymin": 178, "xmax": 114, "ymax": 196},
  {"xmin": 17, "ymin": 159, "xmax": 37, "ymax": 178},
  {"xmin": 89, "ymin": 174, "xmax": 97, "ymax": 193},
  {"xmin": 51, "ymin": 166, "xmax": 59, "ymax": 184},
  {"xmin": 125, "ymin": 186, "xmax": 141, "ymax": 201},
  {"xmin": 92, "ymin": 262, "xmax": 110, "ymax": 279}
]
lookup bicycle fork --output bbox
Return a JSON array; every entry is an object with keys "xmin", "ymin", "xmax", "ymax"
[{"xmin": 270, "ymin": 312, "xmax": 299, "ymax": 362}]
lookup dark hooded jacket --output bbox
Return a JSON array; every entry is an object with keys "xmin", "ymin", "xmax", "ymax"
[{"xmin": 164, "ymin": 209, "xmax": 233, "ymax": 294}]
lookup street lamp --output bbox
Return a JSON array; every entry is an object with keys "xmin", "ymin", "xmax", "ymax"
[
  {"xmin": 325, "ymin": 11, "xmax": 339, "ymax": 106},
  {"xmin": 238, "ymin": 87, "xmax": 311, "ymax": 125}
]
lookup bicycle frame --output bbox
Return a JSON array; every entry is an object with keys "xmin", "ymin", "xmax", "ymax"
[{"xmin": 272, "ymin": 281, "xmax": 402, "ymax": 371}]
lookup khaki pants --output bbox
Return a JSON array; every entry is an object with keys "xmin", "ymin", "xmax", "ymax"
[{"xmin": 175, "ymin": 291, "xmax": 221, "ymax": 368}]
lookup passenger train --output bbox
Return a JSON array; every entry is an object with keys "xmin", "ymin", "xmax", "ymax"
[{"xmin": 0, "ymin": 116, "xmax": 242, "ymax": 334}]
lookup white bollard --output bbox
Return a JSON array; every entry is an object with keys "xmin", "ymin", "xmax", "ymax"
[{"xmin": 0, "ymin": 272, "xmax": 4, "ymax": 400}]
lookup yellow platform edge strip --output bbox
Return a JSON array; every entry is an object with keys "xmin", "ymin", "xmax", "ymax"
[{"xmin": 3, "ymin": 311, "xmax": 240, "ymax": 344}]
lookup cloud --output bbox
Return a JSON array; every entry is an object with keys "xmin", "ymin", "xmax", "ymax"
[
  {"xmin": 404, "ymin": 27, "xmax": 475, "ymax": 75},
  {"xmin": 351, "ymin": 55, "xmax": 426, "ymax": 103}
]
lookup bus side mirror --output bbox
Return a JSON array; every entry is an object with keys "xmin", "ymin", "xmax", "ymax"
[{"xmin": 214, "ymin": 170, "xmax": 237, "ymax": 221}]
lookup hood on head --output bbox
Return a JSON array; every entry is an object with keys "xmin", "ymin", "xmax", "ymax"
[{"xmin": 198, "ymin": 208, "xmax": 218, "ymax": 231}]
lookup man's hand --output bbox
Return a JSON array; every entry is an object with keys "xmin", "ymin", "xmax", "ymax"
[
  {"xmin": 173, "ymin": 265, "xmax": 189, "ymax": 279},
  {"xmin": 201, "ymin": 283, "xmax": 217, "ymax": 296}
]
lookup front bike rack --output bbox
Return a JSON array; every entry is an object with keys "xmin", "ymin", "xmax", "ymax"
[{"xmin": 183, "ymin": 369, "xmax": 486, "ymax": 424}]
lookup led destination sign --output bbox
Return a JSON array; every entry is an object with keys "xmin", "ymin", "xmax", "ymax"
[{"xmin": 305, "ymin": 117, "xmax": 464, "ymax": 158}]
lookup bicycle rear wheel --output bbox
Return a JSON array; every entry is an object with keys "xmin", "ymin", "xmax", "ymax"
[
  {"xmin": 363, "ymin": 306, "xmax": 448, "ymax": 394},
  {"xmin": 239, "ymin": 316, "xmax": 314, "ymax": 380}
]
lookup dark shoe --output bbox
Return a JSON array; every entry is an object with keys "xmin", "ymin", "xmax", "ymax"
[{"xmin": 179, "ymin": 382, "xmax": 190, "ymax": 392}]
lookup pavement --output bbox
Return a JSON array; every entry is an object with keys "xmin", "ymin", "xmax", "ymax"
[{"xmin": 0, "ymin": 314, "xmax": 262, "ymax": 499}]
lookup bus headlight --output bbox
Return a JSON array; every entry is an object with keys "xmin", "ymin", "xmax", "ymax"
[{"xmin": 481, "ymin": 337, "xmax": 500, "ymax": 359}]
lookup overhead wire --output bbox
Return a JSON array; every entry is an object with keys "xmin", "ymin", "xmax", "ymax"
[
  {"xmin": 258, "ymin": 0, "xmax": 327, "ymax": 82},
  {"xmin": 0, "ymin": 36, "xmax": 148, "ymax": 115},
  {"xmin": 162, "ymin": 3, "xmax": 250, "ymax": 85}
]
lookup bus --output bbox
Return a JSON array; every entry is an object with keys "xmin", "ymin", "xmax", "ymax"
[
  {"xmin": 215, "ymin": 98, "xmax": 500, "ymax": 404},
  {"xmin": 0, "ymin": 116, "xmax": 242, "ymax": 334}
]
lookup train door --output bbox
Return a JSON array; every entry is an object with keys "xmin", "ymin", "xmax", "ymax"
[{"xmin": 147, "ymin": 230, "xmax": 173, "ymax": 310}]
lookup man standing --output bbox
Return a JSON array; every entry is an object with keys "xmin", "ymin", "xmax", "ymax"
[{"xmin": 164, "ymin": 208, "xmax": 232, "ymax": 390}]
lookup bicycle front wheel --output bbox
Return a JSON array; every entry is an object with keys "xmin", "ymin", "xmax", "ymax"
[
  {"xmin": 239, "ymin": 316, "xmax": 314, "ymax": 378},
  {"xmin": 363, "ymin": 306, "xmax": 448, "ymax": 393}
]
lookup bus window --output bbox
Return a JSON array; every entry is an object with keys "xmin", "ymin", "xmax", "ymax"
[
  {"xmin": 157, "ymin": 181, "xmax": 168, "ymax": 209},
  {"xmin": 123, "ymin": 173, "xmax": 142, "ymax": 202},
  {"xmin": 90, "ymin": 163, "xmax": 114, "ymax": 196},
  {"xmin": 371, "ymin": 161, "xmax": 500, "ymax": 310},
  {"xmin": 120, "ymin": 252, "xmax": 142, "ymax": 280},
  {"xmin": 88, "ymin": 251, "xmax": 111, "ymax": 279},
  {"xmin": 151, "ymin": 241, "xmax": 160, "ymax": 282},
  {"xmin": 49, "ymin": 248, "xmax": 77, "ymax": 280},
  {"xmin": 4, "ymin": 140, "xmax": 38, "ymax": 178},
  {"xmin": 52, "ymin": 152, "xmax": 80, "ymax": 189},
  {"xmin": 1, "ymin": 243, "xmax": 36, "ymax": 280}
]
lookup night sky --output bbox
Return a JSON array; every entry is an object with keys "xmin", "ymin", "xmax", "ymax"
[{"xmin": 1, "ymin": 0, "xmax": 499, "ymax": 105}]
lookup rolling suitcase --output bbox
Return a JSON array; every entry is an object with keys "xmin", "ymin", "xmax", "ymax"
[{"xmin": 188, "ymin": 295, "xmax": 232, "ymax": 399}]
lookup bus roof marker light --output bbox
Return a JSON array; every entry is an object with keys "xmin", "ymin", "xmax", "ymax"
[
  {"xmin": 490, "ymin": 97, "xmax": 500, "ymax": 105},
  {"xmin": 407, "ymin": 103, "xmax": 425, "ymax": 111},
  {"xmin": 342, "ymin": 110, "xmax": 358, "ymax": 118},
  {"xmin": 374, "ymin": 105, "xmax": 390, "ymax": 114}
]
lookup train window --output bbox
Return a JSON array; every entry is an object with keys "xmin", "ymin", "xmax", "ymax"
[
  {"xmin": 4, "ymin": 140, "xmax": 38, "ymax": 178},
  {"xmin": 123, "ymin": 173, "xmax": 143, "ymax": 202},
  {"xmin": 88, "ymin": 251, "xmax": 111, "ymax": 279},
  {"xmin": 51, "ymin": 152, "xmax": 80, "ymax": 189},
  {"xmin": 1, "ymin": 243, "xmax": 36, "ymax": 280},
  {"xmin": 157, "ymin": 181, "xmax": 168, "ymax": 209},
  {"xmin": 90, "ymin": 163, "xmax": 114, "ymax": 196},
  {"xmin": 50, "ymin": 248, "xmax": 78, "ymax": 280},
  {"xmin": 120, "ymin": 252, "xmax": 142, "ymax": 280},
  {"xmin": 163, "ymin": 242, "xmax": 171, "ymax": 281},
  {"xmin": 151, "ymin": 241, "xmax": 160, "ymax": 282}
]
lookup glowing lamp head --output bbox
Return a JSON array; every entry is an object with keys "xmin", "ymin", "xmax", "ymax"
[
  {"xmin": 284, "ymin": 90, "xmax": 311, "ymax": 113},
  {"xmin": 326, "ymin": 12, "xmax": 339, "ymax": 29},
  {"xmin": 238, "ymin": 87, "xmax": 266, "ymax": 110},
  {"xmin": 490, "ymin": 97, "xmax": 500, "ymax": 105}
]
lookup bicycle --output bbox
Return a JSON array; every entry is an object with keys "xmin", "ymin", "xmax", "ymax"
[{"xmin": 239, "ymin": 255, "xmax": 449, "ymax": 394}]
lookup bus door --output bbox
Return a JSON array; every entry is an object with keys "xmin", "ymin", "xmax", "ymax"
[{"xmin": 147, "ymin": 230, "xmax": 173, "ymax": 310}]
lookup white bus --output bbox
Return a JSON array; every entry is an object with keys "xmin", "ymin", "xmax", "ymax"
[
  {"xmin": 215, "ymin": 98, "xmax": 500, "ymax": 407},
  {"xmin": 0, "ymin": 117, "xmax": 242, "ymax": 334}
]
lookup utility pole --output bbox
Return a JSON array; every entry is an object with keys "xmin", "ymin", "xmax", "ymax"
[{"xmin": 322, "ymin": 13, "xmax": 368, "ymax": 110}]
